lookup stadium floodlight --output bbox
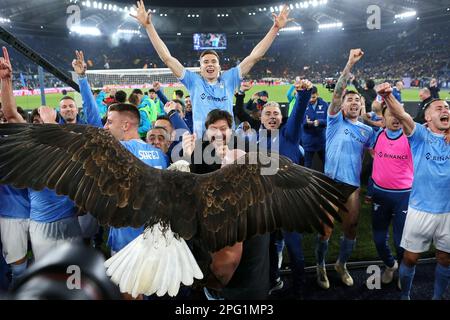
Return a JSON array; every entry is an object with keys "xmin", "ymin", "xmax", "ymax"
[
  {"xmin": 289, "ymin": 4, "xmax": 294, "ymax": 9},
  {"xmin": 93, "ymin": 1, "xmax": 97, "ymax": 9},
  {"xmin": 70, "ymin": 25, "xmax": 102, "ymax": 36},
  {"xmin": 225, "ymin": 14, "xmax": 228, "ymax": 17},
  {"xmin": 394, "ymin": 11, "xmax": 416, "ymax": 19},
  {"xmin": 117, "ymin": 29, "xmax": 140, "ymax": 34},
  {"xmin": 312, "ymin": 0, "xmax": 318, "ymax": 7},
  {"xmin": 279, "ymin": 5, "xmax": 283, "ymax": 11},
  {"xmin": 0, "ymin": 17, "xmax": 11, "ymax": 23},
  {"xmin": 279, "ymin": 26, "xmax": 302, "ymax": 32},
  {"xmin": 270, "ymin": 7, "xmax": 274, "ymax": 12},
  {"xmin": 113, "ymin": 5, "xmax": 117, "ymax": 11},
  {"xmin": 318, "ymin": 22, "xmax": 343, "ymax": 29},
  {"xmin": 86, "ymin": 0, "xmax": 91, "ymax": 7}
]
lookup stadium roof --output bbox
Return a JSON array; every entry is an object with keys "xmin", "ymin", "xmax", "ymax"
[{"xmin": 1, "ymin": 0, "xmax": 449, "ymax": 36}]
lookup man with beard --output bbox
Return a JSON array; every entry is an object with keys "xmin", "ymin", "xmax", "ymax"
[
  {"xmin": 257, "ymin": 79, "xmax": 312, "ymax": 299},
  {"xmin": 316, "ymin": 49, "xmax": 375, "ymax": 290},
  {"xmin": 377, "ymin": 82, "xmax": 450, "ymax": 300}
]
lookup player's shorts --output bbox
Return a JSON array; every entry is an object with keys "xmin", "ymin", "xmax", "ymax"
[
  {"xmin": 29, "ymin": 216, "xmax": 82, "ymax": 261},
  {"xmin": 333, "ymin": 179, "xmax": 359, "ymax": 201},
  {"xmin": 400, "ymin": 207, "xmax": 450, "ymax": 253},
  {"xmin": 0, "ymin": 217, "xmax": 30, "ymax": 264}
]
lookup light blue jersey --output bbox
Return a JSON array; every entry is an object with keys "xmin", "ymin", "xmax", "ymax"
[
  {"xmin": 325, "ymin": 111, "xmax": 374, "ymax": 187},
  {"xmin": 0, "ymin": 185, "xmax": 30, "ymax": 219},
  {"xmin": 29, "ymin": 188, "xmax": 77, "ymax": 223},
  {"xmin": 179, "ymin": 67, "xmax": 242, "ymax": 138},
  {"xmin": 107, "ymin": 139, "xmax": 168, "ymax": 252},
  {"xmin": 407, "ymin": 123, "xmax": 450, "ymax": 213}
]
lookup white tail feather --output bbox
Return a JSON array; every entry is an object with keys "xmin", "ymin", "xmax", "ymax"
[{"xmin": 104, "ymin": 223, "xmax": 203, "ymax": 298}]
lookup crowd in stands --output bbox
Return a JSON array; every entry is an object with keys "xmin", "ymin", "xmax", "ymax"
[
  {"xmin": 5, "ymin": 20, "xmax": 450, "ymax": 91},
  {"xmin": 0, "ymin": 3, "xmax": 449, "ymax": 301}
]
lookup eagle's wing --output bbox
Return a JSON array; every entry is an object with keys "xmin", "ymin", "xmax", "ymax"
[
  {"xmin": 0, "ymin": 123, "xmax": 171, "ymax": 228},
  {"xmin": 0, "ymin": 123, "xmax": 349, "ymax": 297},
  {"xmin": 191, "ymin": 152, "xmax": 347, "ymax": 252},
  {"xmin": 0, "ymin": 124, "xmax": 347, "ymax": 254}
]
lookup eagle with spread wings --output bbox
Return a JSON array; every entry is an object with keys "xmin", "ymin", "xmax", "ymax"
[{"xmin": 0, "ymin": 123, "xmax": 347, "ymax": 297}]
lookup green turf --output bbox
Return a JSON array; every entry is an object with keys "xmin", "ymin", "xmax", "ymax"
[
  {"xmin": 15, "ymin": 92, "xmax": 77, "ymax": 111},
  {"xmin": 287, "ymin": 185, "xmax": 434, "ymax": 266},
  {"xmin": 15, "ymin": 84, "xmax": 421, "ymax": 110}
]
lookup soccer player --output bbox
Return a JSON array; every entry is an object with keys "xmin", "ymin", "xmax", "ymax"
[
  {"xmin": 377, "ymin": 82, "xmax": 450, "ymax": 300},
  {"xmin": 104, "ymin": 103, "xmax": 168, "ymax": 256},
  {"xmin": 369, "ymin": 106, "xmax": 413, "ymax": 285},
  {"xmin": 1, "ymin": 46, "xmax": 82, "ymax": 262},
  {"xmin": 0, "ymin": 55, "xmax": 31, "ymax": 283},
  {"xmin": 131, "ymin": 0, "xmax": 292, "ymax": 137},
  {"xmin": 317, "ymin": 49, "xmax": 375, "ymax": 289}
]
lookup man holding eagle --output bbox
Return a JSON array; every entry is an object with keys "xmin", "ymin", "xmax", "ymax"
[{"xmin": 0, "ymin": 3, "xmax": 349, "ymax": 298}]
